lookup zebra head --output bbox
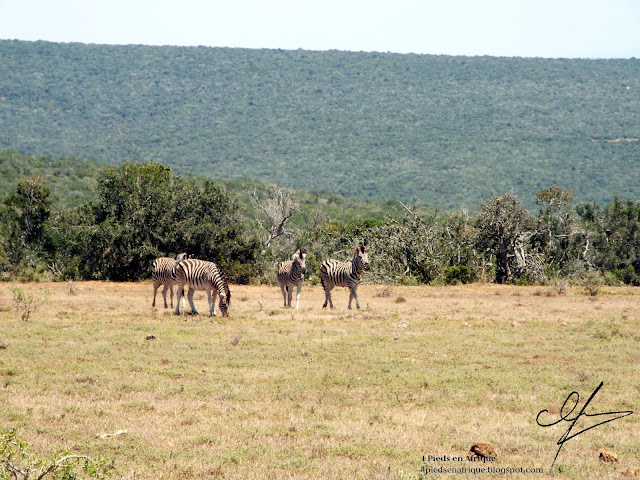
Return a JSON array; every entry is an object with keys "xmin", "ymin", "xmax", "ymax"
[
  {"xmin": 218, "ymin": 289, "xmax": 231, "ymax": 317},
  {"xmin": 292, "ymin": 248, "xmax": 307, "ymax": 275},
  {"xmin": 354, "ymin": 244, "xmax": 371, "ymax": 272},
  {"xmin": 174, "ymin": 252, "xmax": 189, "ymax": 261}
]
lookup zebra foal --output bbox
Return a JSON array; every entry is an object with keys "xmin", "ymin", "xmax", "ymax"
[
  {"xmin": 277, "ymin": 248, "xmax": 307, "ymax": 310},
  {"xmin": 174, "ymin": 258, "xmax": 231, "ymax": 317},
  {"xmin": 319, "ymin": 245, "xmax": 371, "ymax": 309},
  {"xmin": 151, "ymin": 253, "xmax": 188, "ymax": 308}
]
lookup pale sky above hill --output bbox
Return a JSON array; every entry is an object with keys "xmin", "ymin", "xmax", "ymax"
[{"xmin": 2, "ymin": 0, "xmax": 639, "ymax": 58}]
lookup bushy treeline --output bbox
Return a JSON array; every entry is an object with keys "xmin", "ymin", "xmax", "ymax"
[{"xmin": 1, "ymin": 162, "xmax": 639, "ymax": 287}]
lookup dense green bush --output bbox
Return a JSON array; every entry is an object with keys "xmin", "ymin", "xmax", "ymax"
[
  {"xmin": 46, "ymin": 162, "xmax": 261, "ymax": 282},
  {"xmin": 442, "ymin": 266, "xmax": 475, "ymax": 285}
]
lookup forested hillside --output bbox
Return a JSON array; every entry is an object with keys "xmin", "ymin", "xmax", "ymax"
[{"xmin": 1, "ymin": 40, "xmax": 638, "ymax": 209}]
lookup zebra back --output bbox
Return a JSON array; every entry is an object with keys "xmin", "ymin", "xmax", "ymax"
[{"xmin": 152, "ymin": 257, "xmax": 177, "ymax": 286}]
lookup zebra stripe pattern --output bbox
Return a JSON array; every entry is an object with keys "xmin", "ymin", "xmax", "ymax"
[
  {"xmin": 319, "ymin": 245, "xmax": 371, "ymax": 309},
  {"xmin": 151, "ymin": 253, "xmax": 188, "ymax": 308},
  {"xmin": 174, "ymin": 258, "xmax": 231, "ymax": 316},
  {"xmin": 277, "ymin": 248, "xmax": 307, "ymax": 310}
]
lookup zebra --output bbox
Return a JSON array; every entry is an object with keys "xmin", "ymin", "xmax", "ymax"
[
  {"xmin": 174, "ymin": 258, "xmax": 231, "ymax": 317},
  {"xmin": 151, "ymin": 253, "xmax": 189, "ymax": 308},
  {"xmin": 319, "ymin": 244, "xmax": 371, "ymax": 309},
  {"xmin": 277, "ymin": 248, "xmax": 307, "ymax": 310}
]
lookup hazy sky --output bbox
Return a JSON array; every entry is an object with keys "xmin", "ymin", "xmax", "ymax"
[{"xmin": 2, "ymin": 0, "xmax": 639, "ymax": 58}]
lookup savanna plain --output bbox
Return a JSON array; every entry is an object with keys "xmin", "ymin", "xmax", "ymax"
[{"xmin": 0, "ymin": 282, "xmax": 638, "ymax": 479}]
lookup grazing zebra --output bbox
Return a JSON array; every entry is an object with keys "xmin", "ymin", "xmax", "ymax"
[
  {"xmin": 151, "ymin": 253, "xmax": 189, "ymax": 308},
  {"xmin": 319, "ymin": 245, "xmax": 371, "ymax": 309},
  {"xmin": 174, "ymin": 258, "xmax": 231, "ymax": 317},
  {"xmin": 277, "ymin": 248, "xmax": 307, "ymax": 310}
]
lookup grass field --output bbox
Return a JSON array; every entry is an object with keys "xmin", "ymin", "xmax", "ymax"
[{"xmin": 0, "ymin": 282, "xmax": 638, "ymax": 479}]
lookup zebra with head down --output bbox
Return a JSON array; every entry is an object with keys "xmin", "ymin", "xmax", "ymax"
[{"xmin": 174, "ymin": 258, "xmax": 231, "ymax": 317}]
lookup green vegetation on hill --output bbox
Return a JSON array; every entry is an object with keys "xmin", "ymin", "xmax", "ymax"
[
  {"xmin": 1, "ymin": 40, "xmax": 638, "ymax": 209},
  {"xmin": 0, "ymin": 151, "xmax": 100, "ymax": 209},
  {"xmin": 0, "ymin": 151, "xmax": 396, "ymax": 226}
]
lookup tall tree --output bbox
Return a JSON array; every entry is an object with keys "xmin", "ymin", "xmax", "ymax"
[
  {"xmin": 0, "ymin": 175, "xmax": 52, "ymax": 270},
  {"xmin": 476, "ymin": 192, "xmax": 537, "ymax": 283},
  {"xmin": 251, "ymin": 185, "xmax": 299, "ymax": 248},
  {"xmin": 535, "ymin": 186, "xmax": 583, "ymax": 274}
]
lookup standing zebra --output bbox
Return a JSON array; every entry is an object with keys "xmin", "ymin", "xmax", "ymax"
[
  {"xmin": 277, "ymin": 248, "xmax": 307, "ymax": 310},
  {"xmin": 319, "ymin": 245, "xmax": 371, "ymax": 309},
  {"xmin": 151, "ymin": 253, "xmax": 189, "ymax": 308},
  {"xmin": 174, "ymin": 258, "xmax": 231, "ymax": 317}
]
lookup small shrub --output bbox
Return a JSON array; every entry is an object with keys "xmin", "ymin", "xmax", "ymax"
[
  {"xmin": 10, "ymin": 285, "xmax": 47, "ymax": 321},
  {"xmin": 442, "ymin": 266, "xmax": 474, "ymax": 285},
  {"xmin": 67, "ymin": 280, "xmax": 78, "ymax": 295},
  {"xmin": 603, "ymin": 271, "xmax": 620, "ymax": 286},
  {"xmin": 583, "ymin": 270, "xmax": 604, "ymax": 296},
  {"xmin": 514, "ymin": 276, "xmax": 533, "ymax": 286},
  {"xmin": 554, "ymin": 278, "xmax": 569, "ymax": 295},
  {"xmin": 0, "ymin": 427, "xmax": 112, "ymax": 479},
  {"xmin": 374, "ymin": 286, "xmax": 393, "ymax": 298}
]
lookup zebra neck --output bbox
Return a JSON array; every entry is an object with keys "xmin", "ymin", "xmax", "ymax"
[
  {"xmin": 351, "ymin": 259, "xmax": 363, "ymax": 277},
  {"xmin": 290, "ymin": 265, "xmax": 303, "ymax": 282},
  {"xmin": 211, "ymin": 271, "xmax": 228, "ymax": 295}
]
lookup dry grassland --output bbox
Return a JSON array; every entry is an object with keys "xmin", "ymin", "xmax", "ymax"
[{"xmin": 0, "ymin": 282, "xmax": 639, "ymax": 479}]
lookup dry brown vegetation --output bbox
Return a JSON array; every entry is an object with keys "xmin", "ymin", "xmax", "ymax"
[{"xmin": 1, "ymin": 282, "xmax": 639, "ymax": 479}]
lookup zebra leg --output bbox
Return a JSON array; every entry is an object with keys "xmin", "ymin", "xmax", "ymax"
[
  {"xmin": 348, "ymin": 286, "xmax": 360, "ymax": 309},
  {"xmin": 287, "ymin": 285, "xmax": 293, "ymax": 307},
  {"xmin": 280, "ymin": 283, "xmax": 288, "ymax": 307},
  {"xmin": 205, "ymin": 286, "xmax": 214, "ymax": 316},
  {"xmin": 180, "ymin": 287, "xmax": 187, "ymax": 309},
  {"xmin": 323, "ymin": 285, "xmax": 334, "ymax": 309},
  {"xmin": 207, "ymin": 287, "xmax": 218, "ymax": 316},
  {"xmin": 169, "ymin": 285, "xmax": 174, "ymax": 309},
  {"xmin": 295, "ymin": 282, "xmax": 302, "ymax": 310},
  {"xmin": 175, "ymin": 282, "xmax": 183, "ymax": 314},
  {"xmin": 187, "ymin": 287, "xmax": 198, "ymax": 315},
  {"xmin": 161, "ymin": 284, "xmax": 170, "ymax": 309},
  {"xmin": 152, "ymin": 280, "xmax": 160, "ymax": 307}
]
